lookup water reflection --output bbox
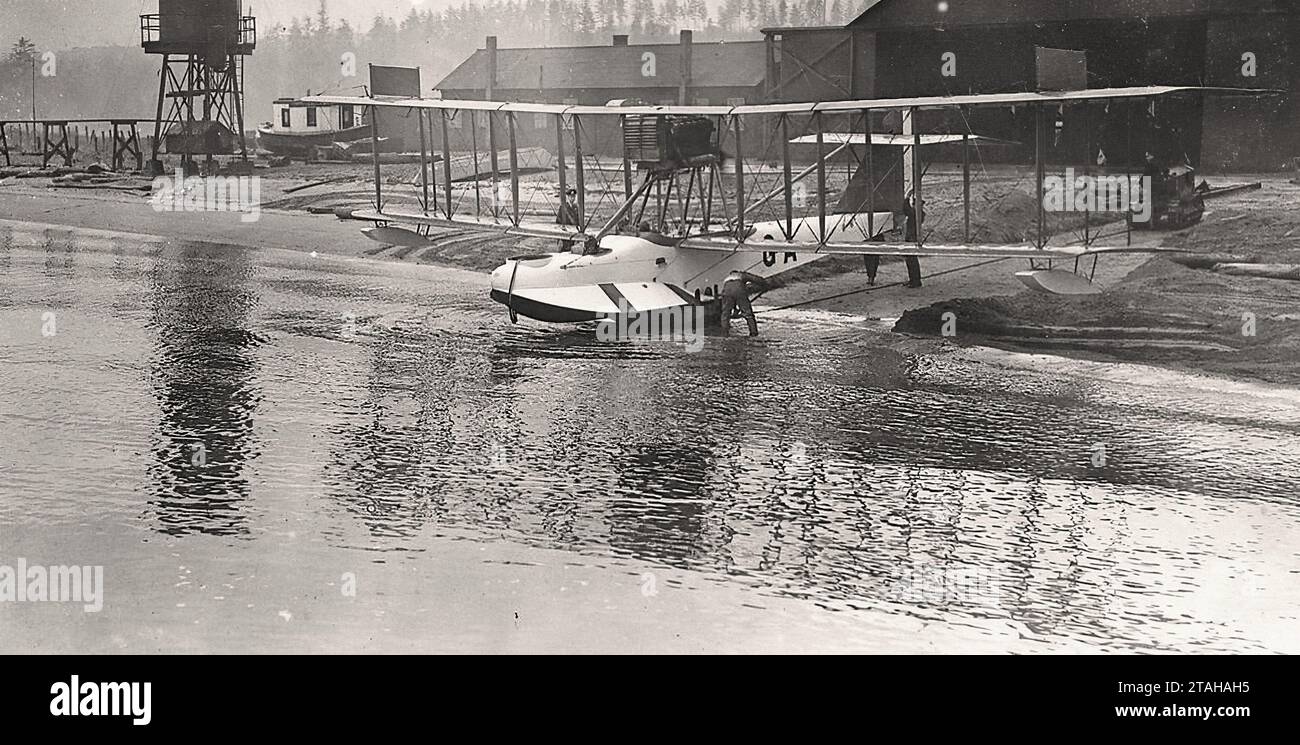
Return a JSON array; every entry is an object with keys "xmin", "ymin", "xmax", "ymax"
[
  {"xmin": 325, "ymin": 321, "xmax": 463, "ymax": 539},
  {"xmin": 0, "ymin": 226, "xmax": 12, "ymax": 278},
  {"xmin": 296, "ymin": 309, "xmax": 1295, "ymax": 648},
  {"xmin": 144, "ymin": 242, "xmax": 261, "ymax": 536},
  {"xmin": 609, "ymin": 441, "xmax": 721, "ymax": 566},
  {"xmin": 40, "ymin": 228, "xmax": 78, "ymax": 278},
  {"xmin": 2, "ymin": 226, "xmax": 1295, "ymax": 651}
]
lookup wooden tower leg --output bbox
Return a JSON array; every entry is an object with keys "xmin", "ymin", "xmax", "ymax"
[
  {"xmin": 130, "ymin": 123, "xmax": 142, "ymax": 171},
  {"xmin": 112, "ymin": 121, "xmax": 143, "ymax": 172},
  {"xmin": 229, "ymin": 53, "xmax": 249, "ymax": 164},
  {"xmin": 150, "ymin": 54, "xmax": 169, "ymax": 172},
  {"xmin": 111, "ymin": 122, "xmax": 124, "ymax": 171}
]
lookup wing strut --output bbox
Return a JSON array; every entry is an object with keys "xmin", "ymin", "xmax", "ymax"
[
  {"xmin": 439, "ymin": 110, "xmax": 453, "ymax": 220},
  {"xmin": 595, "ymin": 172, "xmax": 656, "ymax": 242},
  {"xmin": 417, "ymin": 108, "xmax": 431, "ymax": 214},
  {"xmin": 370, "ymin": 102, "xmax": 382, "ymax": 211},
  {"xmin": 733, "ymin": 115, "xmax": 745, "ymax": 237}
]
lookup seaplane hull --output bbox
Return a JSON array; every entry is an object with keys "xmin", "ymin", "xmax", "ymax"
[{"xmin": 486, "ymin": 227, "xmax": 872, "ymax": 324}]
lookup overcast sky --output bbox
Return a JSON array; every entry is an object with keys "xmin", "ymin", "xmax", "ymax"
[{"xmin": 2, "ymin": 0, "xmax": 425, "ymax": 50}]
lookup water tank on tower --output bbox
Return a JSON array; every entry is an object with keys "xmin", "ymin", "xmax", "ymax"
[
  {"xmin": 157, "ymin": 0, "xmax": 240, "ymax": 47},
  {"xmin": 142, "ymin": 0, "xmax": 256, "ymax": 172}
]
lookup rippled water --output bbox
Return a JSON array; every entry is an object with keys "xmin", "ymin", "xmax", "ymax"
[{"xmin": 2, "ymin": 221, "xmax": 1298, "ymax": 652}]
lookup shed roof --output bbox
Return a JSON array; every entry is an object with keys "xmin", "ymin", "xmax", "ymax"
[
  {"xmin": 849, "ymin": 0, "xmax": 1295, "ymax": 28},
  {"xmin": 436, "ymin": 39, "xmax": 767, "ymax": 92}
]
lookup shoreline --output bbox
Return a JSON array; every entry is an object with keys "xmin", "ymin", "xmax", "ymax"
[{"xmin": 3, "ymin": 174, "xmax": 1298, "ymax": 387}]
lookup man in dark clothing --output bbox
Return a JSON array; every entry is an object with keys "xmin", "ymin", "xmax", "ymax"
[
  {"xmin": 904, "ymin": 256, "xmax": 922, "ymax": 288},
  {"xmin": 718, "ymin": 270, "xmax": 767, "ymax": 337},
  {"xmin": 862, "ymin": 254, "xmax": 880, "ymax": 285},
  {"xmin": 902, "ymin": 196, "xmax": 924, "ymax": 288},
  {"xmin": 863, "ymin": 231, "xmax": 889, "ymax": 284},
  {"xmin": 556, "ymin": 188, "xmax": 579, "ymax": 252}
]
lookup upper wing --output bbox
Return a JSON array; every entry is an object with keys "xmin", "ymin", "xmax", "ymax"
[{"xmin": 304, "ymin": 85, "xmax": 1273, "ymax": 116}]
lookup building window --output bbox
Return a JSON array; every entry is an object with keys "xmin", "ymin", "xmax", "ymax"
[
  {"xmin": 726, "ymin": 97, "xmax": 746, "ymax": 107},
  {"xmin": 694, "ymin": 97, "xmax": 710, "ymax": 106},
  {"xmin": 534, "ymin": 113, "xmax": 548, "ymax": 130},
  {"xmin": 340, "ymin": 105, "xmax": 354, "ymax": 130},
  {"xmin": 306, "ymin": 107, "xmax": 318, "ymax": 128},
  {"xmin": 280, "ymin": 108, "xmax": 291, "ymax": 128}
]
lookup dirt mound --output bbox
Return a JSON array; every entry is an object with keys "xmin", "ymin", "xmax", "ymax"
[{"xmin": 896, "ymin": 249, "xmax": 1300, "ymax": 385}]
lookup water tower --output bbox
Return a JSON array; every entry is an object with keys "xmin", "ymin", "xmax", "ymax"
[{"xmin": 141, "ymin": 0, "xmax": 256, "ymax": 174}]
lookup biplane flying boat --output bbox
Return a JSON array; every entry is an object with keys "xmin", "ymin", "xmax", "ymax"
[{"xmin": 304, "ymin": 85, "xmax": 1265, "ymax": 328}]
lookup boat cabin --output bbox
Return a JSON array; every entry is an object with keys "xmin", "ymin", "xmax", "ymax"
[{"xmin": 268, "ymin": 98, "xmax": 365, "ymax": 134}]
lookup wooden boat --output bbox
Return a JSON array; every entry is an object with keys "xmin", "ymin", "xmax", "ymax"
[{"xmin": 256, "ymin": 98, "xmax": 370, "ymax": 156}]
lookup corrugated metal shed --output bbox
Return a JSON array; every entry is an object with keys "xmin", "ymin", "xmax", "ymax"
[
  {"xmin": 850, "ymin": 0, "xmax": 1295, "ymax": 27},
  {"xmin": 770, "ymin": 0, "xmax": 1299, "ymax": 170}
]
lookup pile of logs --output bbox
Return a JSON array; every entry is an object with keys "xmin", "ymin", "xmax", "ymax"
[{"xmin": 0, "ymin": 164, "xmax": 153, "ymax": 192}]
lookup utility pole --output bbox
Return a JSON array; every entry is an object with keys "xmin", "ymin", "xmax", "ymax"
[{"xmin": 31, "ymin": 56, "xmax": 37, "ymax": 121}]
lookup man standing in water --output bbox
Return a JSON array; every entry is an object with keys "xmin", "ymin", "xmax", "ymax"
[{"xmin": 718, "ymin": 270, "xmax": 768, "ymax": 337}]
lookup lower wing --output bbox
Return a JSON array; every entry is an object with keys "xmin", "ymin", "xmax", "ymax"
[{"xmin": 676, "ymin": 238, "xmax": 1186, "ymax": 260}]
